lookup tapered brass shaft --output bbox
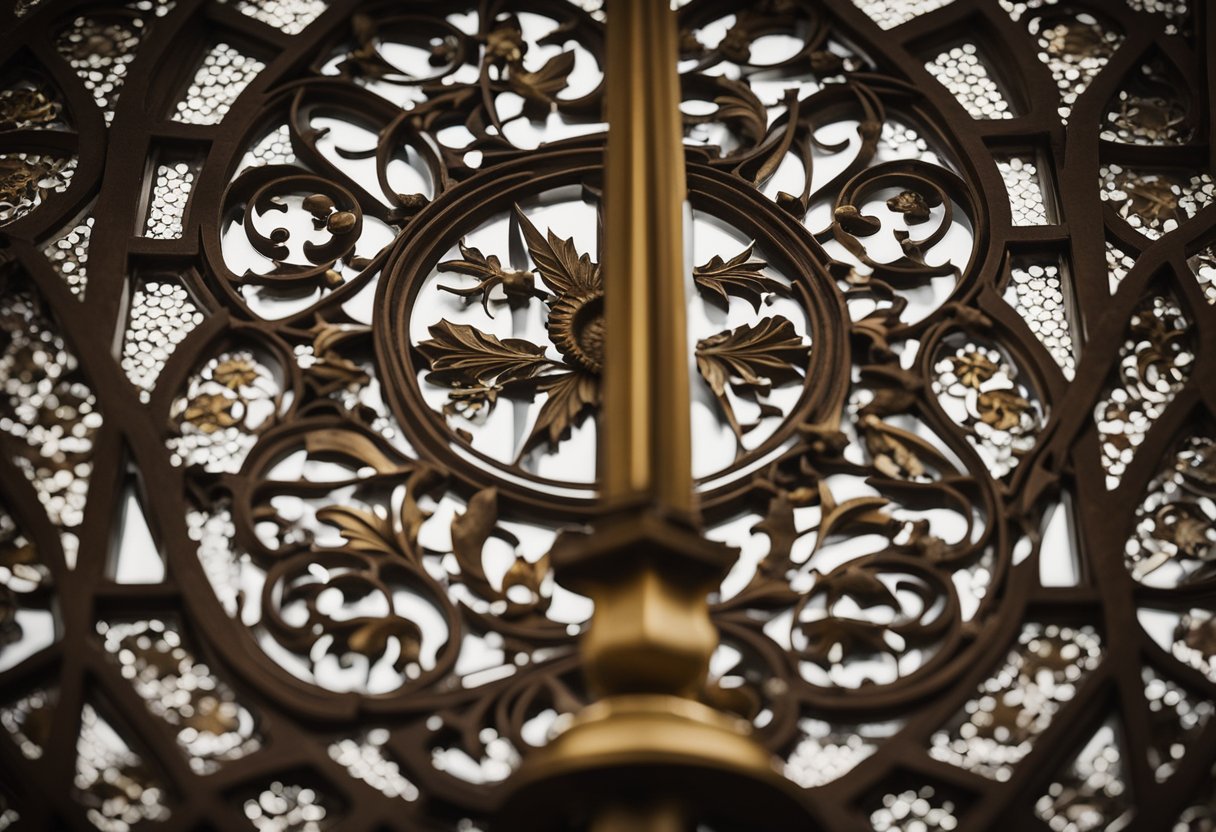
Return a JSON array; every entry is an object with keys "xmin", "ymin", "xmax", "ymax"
[
  {"xmin": 497, "ymin": 3, "xmax": 814, "ymax": 829},
  {"xmin": 580, "ymin": 0, "xmax": 716, "ymax": 707},
  {"xmin": 599, "ymin": 0, "xmax": 693, "ymax": 516}
]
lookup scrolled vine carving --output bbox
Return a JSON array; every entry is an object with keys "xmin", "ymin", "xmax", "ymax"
[
  {"xmin": 237, "ymin": 423, "xmax": 461, "ymax": 688},
  {"xmin": 6, "ymin": 0, "xmax": 1216, "ymax": 827},
  {"xmin": 712, "ymin": 333, "xmax": 1001, "ymax": 706},
  {"xmin": 220, "ymin": 168, "xmax": 365, "ymax": 290}
]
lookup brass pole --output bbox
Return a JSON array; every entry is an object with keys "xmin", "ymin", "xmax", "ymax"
[
  {"xmin": 600, "ymin": 0, "xmax": 693, "ymax": 515},
  {"xmin": 578, "ymin": 0, "xmax": 711, "ymax": 703},
  {"xmin": 498, "ymin": 3, "xmax": 815, "ymax": 828}
]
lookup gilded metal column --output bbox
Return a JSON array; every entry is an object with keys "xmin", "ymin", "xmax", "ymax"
[
  {"xmin": 599, "ymin": 0, "xmax": 692, "ymax": 515},
  {"xmin": 498, "ymin": 2, "xmax": 814, "ymax": 829}
]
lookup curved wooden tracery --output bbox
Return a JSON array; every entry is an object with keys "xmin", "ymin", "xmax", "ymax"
[{"xmin": 0, "ymin": 0, "xmax": 1214, "ymax": 829}]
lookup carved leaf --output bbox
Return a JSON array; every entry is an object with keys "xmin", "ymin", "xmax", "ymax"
[
  {"xmin": 303, "ymin": 321, "xmax": 371, "ymax": 395},
  {"xmin": 304, "ymin": 462, "xmax": 436, "ymax": 565},
  {"xmin": 753, "ymin": 492, "xmax": 799, "ymax": 568},
  {"xmin": 438, "ymin": 241, "xmax": 508, "ymax": 280},
  {"xmin": 865, "ymin": 425, "xmax": 919, "ymax": 476},
  {"xmin": 183, "ymin": 393, "xmax": 239, "ymax": 434},
  {"xmin": 519, "ymin": 370, "xmax": 598, "ymax": 456},
  {"xmin": 213, "ymin": 358, "xmax": 260, "ymax": 389},
  {"xmin": 316, "ymin": 505, "xmax": 398, "ymax": 557},
  {"xmin": 815, "ymin": 496, "xmax": 892, "ymax": 553},
  {"xmin": 976, "ymin": 388, "xmax": 1031, "ymax": 431},
  {"xmin": 417, "ymin": 320, "xmax": 554, "ymax": 385},
  {"xmin": 820, "ymin": 563, "xmax": 899, "ymax": 610},
  {"xmin": 301, "ymin": 431, "xmax": 400, "ymax": 477},
  {"xmin": 399, "ymin": 467, "xmax": 441, "ymax": 554},
  {"xmin": 449, "ymin": 488, "xmax": 538, "ymax": 609},
  {"xmin": 485, "ymin": 23, "xmax": 525, "ymax": 64},
  {"xmin": 696, "ymin": 317, "xmax": 808, "ymax": 440},
  {"xmin": 1154, "ymin": 504, "xmax": 1214, "ymax": 560},
  {"xmin": 501, "ymin": 553, "xmax": 551, "ymax": 617},
  {"xmin": 305, "ymin": 353, "xmax": 369, "ymax": 396},
  {"xmin": 1129, "ymin": 307, "xmax": 1188, "ymax": 380},
  {"xmin": 693, "ymin": 243, "xmax": 787, "ymax": 310},
  {"xmin": 514, "ymin": 206, "xmax": 601, "ymax": 297},
  {"xmin": 339, "ymin": 14, "xmax": 401, "ymax": 80},
  {"xmin": 950, "ymin": 352, "xmax": 999, "ymax": 389},
  {"xmin": 508, "ymin": 50, "xmax": 576, "ymax": 113},
  {"xmin": 797, "ymin": 616, "xmax": 892, "ymax": 665},
  {"xmin": 696, "ymin": 316, "xmax": 808, "ymax": 396},
  {"xmin": 799, "ymin": 422, "xmax": 850, "ymax": 460},
  {"xmin": 1125, "ymin": 175, "xmax": 1180, "ymax": 223},
  {"xmin": 347, "ymin": 616, "xmax": 423, "ymax": 669},
  {"xmin": 0, "ymin": 88, "xmax": 61, "ymax": 131},
  {"xmin": 437, "ymin": 242, "xmax": 537, "ymax": 316},
  {"xmin": 1180, "ymin": 614, "xmax": 1216, "ymax": 655},
  {"xmin": 310, "ymin": 319, "xmax": 371, "ymax": 356},
  {"xmin": 711, "ymin": 78, "xmax": 767, "ymax": 144},
  {"xmin": 443, "ymin": 384, "xmax": 500, "ymax": 421},
  {"xmin": 450, "ymin": 488, "xmax": 498, "ymax": 593},
  {"xmin": 861, "ymin": 417, "xmax": 927, "ymax": 479}
]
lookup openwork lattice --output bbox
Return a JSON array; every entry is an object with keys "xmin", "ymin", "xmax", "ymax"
[{"xmin": 1, "ymin": 0, "xmax": 1214, "ymax": 829}]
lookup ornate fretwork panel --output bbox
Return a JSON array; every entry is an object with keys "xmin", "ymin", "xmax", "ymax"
[{"xmin": 1, "ymin": 0, "xmax": 1214, "ymax": 829}]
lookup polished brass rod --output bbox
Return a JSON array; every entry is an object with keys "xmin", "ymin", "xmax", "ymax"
[
  {"xmin": 600, "ymin": 0, "xmax": 693, "ymax": 514},
  {"xmin": 499, "ymin": 6, "xmax": 817, "ymax": 828}
]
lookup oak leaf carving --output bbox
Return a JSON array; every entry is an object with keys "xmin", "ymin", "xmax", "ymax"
[
  {"xmin": 520, "ymin": 370, "xmax": 599, "ymax": 457},
  {"xmin": 513, "ymin": 205, "xmax": 601, "ymax": 297},
  {"xmin": 696, "ymin": 316, "xmax": 808, "ymax": 439},
  {"xmin": 417, "ymin": 319, "xmax": 555, "ymax": 385},
  {"xmin": 693, "ymin": 243, "xmax": 786, "ymax": 310},
  {"xmin": 508, "ymin": 51, "xmax": 576, "ymax": 117}
]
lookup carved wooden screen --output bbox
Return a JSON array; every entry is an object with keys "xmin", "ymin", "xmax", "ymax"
[{"xmin": 1, "ymin": 0, "xmax": 1214, "ymax": 829}]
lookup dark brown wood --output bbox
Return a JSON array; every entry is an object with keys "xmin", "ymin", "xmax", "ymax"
[{"xmin": 0, "ymin": 0, "xmax": 1213, "ymax": 829}]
